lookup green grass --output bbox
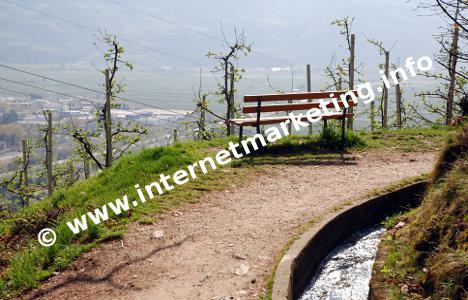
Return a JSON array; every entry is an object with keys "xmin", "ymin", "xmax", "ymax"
[
  {"xmin": 0, "ymin": 137, "xmax": 257, "ymax": 297},
  {"xmin": 366, "ymin": 174, "xmax": 429, "ymax": 199},
  {"xmin": 0, "ymin": 126, "xmax": 455, "ymax": 297},
  {"xmin": 0, "ymin": 278, "xmax": 5, "ymax": 296},
  {"xmin": 233, "ymin": 128, "xmax": 365, "ymax": 167},
  {"xmin": 357, "ymin": 125, "xmax": 453, "ymax": 152}
]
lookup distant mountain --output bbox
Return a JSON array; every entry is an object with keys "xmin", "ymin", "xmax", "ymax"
[{"xmin": 0, "ymin": 0, "xmax": 444, "ymax": 69}]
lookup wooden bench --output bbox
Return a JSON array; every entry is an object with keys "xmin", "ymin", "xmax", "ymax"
[{"xmin": 226, "ymin": 90, "xmax": 358, "ymax": 149}]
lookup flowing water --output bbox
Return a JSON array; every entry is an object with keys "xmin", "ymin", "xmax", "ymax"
[{"xmin": 299, "ymin": 226, "xmax": 385, "ymax": 300}]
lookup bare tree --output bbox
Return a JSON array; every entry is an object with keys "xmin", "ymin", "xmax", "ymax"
[
  {"xmin": 0, "ymin": 141, "xmax": 41, "ymax": 206},
  {"xmin": 413, "ymin": 0, "xmax": 467, "ymax": 125},
  {"xmin": 207, "ymin": 27, "xmax": 251, "ymax": 136},
  {"xmin": 323, "ymin": 55, "xmax": 345, "ymax": 91},
  {"xmin": 66, "ymin": 33, "xmax": 147, "ymax": 170},
  {"xmin": 329, "ymin": 18, "xmax": 355, "ymax": 88},
  {"xmin": 365, "ymin": 37, "xmax": 395, "ymax": 128},
  {"xmin": 435, "ymin": 0, "xmax": 468, "ymax": 32},
  {"xmin": 330, "ymin": 17, "xmax": 360, "ymax": 129},
  {"xmin": 193, "ymin": 69, "xmax": 211, "ymax": 140}
]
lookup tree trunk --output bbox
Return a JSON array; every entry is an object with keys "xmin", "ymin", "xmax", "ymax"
[
  {"xmin": 383, "ymin": 51, "xmax": 390, "ymax": 129},
  {"xmin": 347, "ymin": 34, "xmax": 355, "ymax": 130},
  {"xmin": 21, "ymin": 139, "xmax": 28, "ymax": 206},
  {"xmin": 307, "ymin": 64, "xmax": 312, "ymax": 135},
  {"xmin": 446, "ymin": 3, "xmax": 460, "ymax": 125},
  {"xmin": 104, "ymin": 69, "xmax": 113, "ymax": 167},
  {"xmin": 84, "ymin": 158, "xmax": 90, "ymax": 179},
  {"xmin": 225, "ymin": 61, "xmax": 231, "ymax": 136},
  {"xmin": 46, "ymin": 111, "xmax": 53, "ymax": 196},
  {"xmin": 199, "ymin": 95, "xmax": 206, "ymax": 140},
  {"xmin": 229, "ymin": 65, "xmax": 235, "ymax": 136},
  {"xmin": 395, "ymin": 72, "xmax": 402, "ymax": 128}
]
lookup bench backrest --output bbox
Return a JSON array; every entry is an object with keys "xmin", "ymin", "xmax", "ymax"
[{"xmin": 242, "ymin": 90, "xmax": 358, "ymax": 114}]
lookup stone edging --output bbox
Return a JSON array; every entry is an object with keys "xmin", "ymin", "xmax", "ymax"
[{"xmin": 272, "ymin": 181, "xmax": 428, "ymax": 300}]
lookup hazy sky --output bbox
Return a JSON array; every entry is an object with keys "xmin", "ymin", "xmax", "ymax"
[{"xmin": 0, "ymin": 0, "xmax": 446, "ymax": 71}]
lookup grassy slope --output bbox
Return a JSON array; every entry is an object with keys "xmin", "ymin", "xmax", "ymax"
[
  {"xmin": 0, "ymin": 137, "xmax": 255, "ymax": 297},
  {"xmin": 0, "ymin": 126, "xmax": 454, "ymax": 298},
  {"xmin": 371, "ymin": 124, "xmax": 467, "ymax": 300}
]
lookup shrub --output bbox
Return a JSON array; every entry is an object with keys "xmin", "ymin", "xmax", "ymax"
[{"xmin": 318, "ymin": 126, "xmax": 365, "ymax": 149}]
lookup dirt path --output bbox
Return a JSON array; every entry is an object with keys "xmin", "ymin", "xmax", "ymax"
[{"xmin": 23, "ymin": 150, "xmax": 436, "ymax": 300}]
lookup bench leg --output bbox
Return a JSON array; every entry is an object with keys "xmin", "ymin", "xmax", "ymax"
[
  {"xmin": 341, "ymin": 118, "xmax": 346, "ymax": 150},
  {"xmin": 239, "ymin": 126, "xmax": 243, "ymax": 144},
  {"xmin": 340, "ymin": 110, "xmax": 347, "ymax": 161}
]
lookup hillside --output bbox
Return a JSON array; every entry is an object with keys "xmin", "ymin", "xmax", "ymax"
[
  {"xmin": 370, "ymin": 124, "xmax": 468, "ymax": 300},
  {"xmin": 0, "ymin": 127, "xmax": 454, "ymax": 298}
]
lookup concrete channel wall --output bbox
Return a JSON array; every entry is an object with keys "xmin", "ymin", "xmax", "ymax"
[{"xmin": 272, "ymin": 181, "xmax": 428, "ymax": 300}]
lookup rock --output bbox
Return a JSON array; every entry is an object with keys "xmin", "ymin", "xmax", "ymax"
[
  {"xmin": 394, "ymin": 221, "xmax": 406, "ymax": 229},
  {"xmin": 200, "ymin": 273, "xmax": 212, "ymax": 283},
  {"xmin": 233, "ymin": 253, "xmax": 247, "ymax": 260},
  {"xmin": 152, "ymin": 230, "xmax": 164, "ymax": 239},
  {"xmin": 237, "ymin": 290, "xmax": 248, "ymax": 296},
  {"xmin": 172, "ymin": 210, "xmax": 182, "ymax": 217},
  {"xmin": 235, "ymin": 263, "xmax": 250, "ymax": 275},
  {"xmin": 250, "ymin": 278, "xmax": 257, "ymax": 284}
]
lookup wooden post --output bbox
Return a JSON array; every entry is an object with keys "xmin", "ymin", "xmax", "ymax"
[
  {"xmin": 84, "ymin": 158, "xmax": 90, "ymax": 179},
  {"xmin": 383, "ymin": 51, "xmax": 390, "ymax": 128},
  {"xmin": 199, "ymin": 95, "xmax": 206, "ymax": 140},
  {"xmin": 67, "ymin": 161, "xmax": 74, "ymax": 186},
  {"xmin": 229, "ymin": 65, "xmax": 235, "ymax": 136},
  {"xmin": 306, "ymin": 64, "xmax": 312, "ymax": 135},
  {"xmin": 225, "ymin": 64, "xmax": 231, "ymax": 137},
  {"xmin": 22, "ymin": 139, "xmax": 28, "ymax": 187},
  {"xmin": 46, "ymin": 111, "xmax": 53, "ymax": 196},
  {"xmin": 395, "ymin": 72, "xmax": 402, "ymax": 129},
  {"xmin": 287, "ymin": 65, "xmax": 293, "ymax": 134},
  {"xmin": 173, "ymin": 129, "xmax": 179, "ymax": 144},
  {"xmin": 347, "ymin": 33, "xmax": 355, "ymax": 130},
  {"xmin": 21, "ymin": 139, "xmax": 28, "ymax": 206},
  {"xmin": 370, "ymin": 101, "xmax": 375, "ymax": 131},
  {"xmin": 104, "ymin": 69, "xmax": 113, "ymax": 168}
]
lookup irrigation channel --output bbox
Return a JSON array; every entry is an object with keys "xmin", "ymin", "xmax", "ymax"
[
  {"xmin": 272, "ymin": 181, "xmax": 428, "ymax": 300},
  {"xmin": 298, "ymin": 225, "xmax": 385, "ymax": 300}
]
